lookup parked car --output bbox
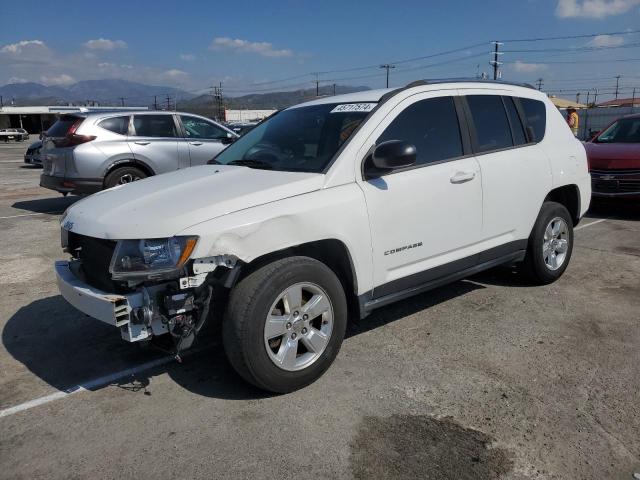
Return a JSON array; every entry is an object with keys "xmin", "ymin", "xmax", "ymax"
[
  {"xmin": 0, "ymin": 128, "xmax": 29, "ymax": 142},
  {"xmin": 227, "ymin": 122, "xmax": 258, "ymax": 136},
  {"xmin": 55, "ymin": 80, "xmax": 590, "ymax": 393},
  {"xmin": 39, "ymin": 111, "xmax": 238, "ymax": 195},
  {"xmin": 24, "ymin": 140, "xmax": 43, "ymax": 166},
  {"xmin": 584, "ymin": 113, "xmax": 640, "ymax": 199}
]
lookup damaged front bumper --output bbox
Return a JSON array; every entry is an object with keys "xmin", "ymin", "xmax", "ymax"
[{"xmin": 55, "ymin": 260, "xmax": 170, "ymax": 342}]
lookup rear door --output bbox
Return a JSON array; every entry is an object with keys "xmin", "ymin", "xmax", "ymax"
[
  {"xmin": 129, "ymin": 114, "xmax": 188, "ymax": 173},
  {"xmin": 178, "ymin": 115, "xmax": 234, "ymax": 165},
  {"xmin": 461, "ymin": 92, "xmax": 551, "ymax": 246}
]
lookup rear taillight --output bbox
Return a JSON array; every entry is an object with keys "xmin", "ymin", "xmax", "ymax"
[{"xmin": 52, "ymin": 118, "xmax": 95, "ymax": 147}]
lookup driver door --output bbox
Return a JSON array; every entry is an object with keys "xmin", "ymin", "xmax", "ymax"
[
  {"xmin": 357, "ymin": 92, "xmax": 483, "ymax": 298},
  {"xmin": 178, "ymin": 115, "xmax": 233, "ymax": 165}
]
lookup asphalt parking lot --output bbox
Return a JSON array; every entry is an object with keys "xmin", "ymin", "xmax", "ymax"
[{"xmin": 0, "ymin": 139, "xmax": 638, "ymax": 480}]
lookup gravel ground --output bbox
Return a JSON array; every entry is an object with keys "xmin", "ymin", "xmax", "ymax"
[{"xmin": 0, "ymin": 140, "xmax": 638, "ymax": 479}]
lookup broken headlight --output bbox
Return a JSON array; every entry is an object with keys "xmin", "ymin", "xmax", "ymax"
[{"xmin": 109, "ymin": 236, "xmax": 198, "ymax": 280}]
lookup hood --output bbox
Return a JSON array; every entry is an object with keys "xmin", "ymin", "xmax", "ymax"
[
  {"xmin": 64, "ymin": 165, "xmax": 324, "ymax": 239},
  {"xmin": 584, "ymin": 142, "xmax": 640, "ymax": 170}
]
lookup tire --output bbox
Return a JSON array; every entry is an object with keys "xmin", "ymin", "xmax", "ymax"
[
  {"xmin": 523, "ymin": 201, "xmax": 574, "ymax": 284},
  {"xmin": 223, "ymin": 256, "xmax": 348, "ymax": 393},
  {"xmin": 104, "ymin": 166, "xmax": 147, "ymax": 189}
]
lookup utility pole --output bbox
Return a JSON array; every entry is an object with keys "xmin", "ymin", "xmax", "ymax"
[
  {"xmin": 119, "ymin": 97, "xmax": 125, "ymax": 107},
  {"xmin": 536, "ymin": 78, "xmax": 544, "ymax": 91},
  {"xmin": 314, "ymin": 73, "xmax": 319, "ymax": 96},
  {"xmin": 614, "ymin": 75, "xmax": 621, "ymax": 100},
  {"xmin": 593, "ymin": 88, "xmax": 598, "ymax": 106},
  {"xmin": 218, "ymin": 82, "xmax": 224, "ymax": 121},
  {"xmin": 576, "ymin": 92, "xmax": 581, "ymax": 104},
  {"xmin": 153, "ymin": 95, "xmax": 158, "ymax": 110},
  {"xmin": 586, "ymin": 91, "xmax": 590, "ymax": 106},
  {"xmin": 0, "ymin": 95, "xmax": 3, "ymax": 107},
  {"xmin": 379, "ymin": 64, "xmax": 396, "ymax": 88},
  {"xmin": 211, "ymin": 83, "xmax": 224, "ymax": 121},
  {"xmin": 490, "ymin": 41, "xmax": 503, "ymax": 80},
  {"xmin": 333, "ymin": 83, "xmax": 336, "ymax": 95},
  {"xmin": 166, "ymin": 95, "xmax": 171, "ymax": 110},
  {"xmin": 632, "ymin": 87, "xmax": 636, "ymax": 105}
]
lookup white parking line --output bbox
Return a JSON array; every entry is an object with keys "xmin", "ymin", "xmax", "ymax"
[
  {"xmin": 575, "ymin": 218, "xmax": 608, "ymax": 231},
  {"xmin": 0, "ymin": 354, "xmax": 181, "ymax": 419},
  {"xmin": 0, "ymin": 211, "xmax": 62, "ymax": 220}
]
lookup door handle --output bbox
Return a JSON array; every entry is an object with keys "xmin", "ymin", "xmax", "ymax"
[
  {"xmin": 450, "ymin": 171, "xmax": 476, "ymax": 184},
  {"xmin": 134, "ymin": 141, "xmax": 150, "ymax": 145},
  {"xmin": 189, "ymin": 141, "xmax": 203, "ymax": 146}
]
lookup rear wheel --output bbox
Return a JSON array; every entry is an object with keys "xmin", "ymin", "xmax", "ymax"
[
  {"xmin": 104, "ymin": 166, "xmax": 147, "ymax": 189},
  {"xmin": 523, "ymin": 201, "xmax": 574, "ymax": 284},
  {"xmin": 223, "ymin": 256, "xmax": 347, "ymax": 393}
]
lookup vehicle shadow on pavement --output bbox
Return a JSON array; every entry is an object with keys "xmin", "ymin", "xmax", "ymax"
[
  {"xmin": 586, "ymin": 200, "xmax": 640, "ymax": 221},
  {"xmin": 2, "ymin": 295, "xmax": 270, "ymax": 403},
  {"xmin": 346, "ymin": 279, "xmax": 484, "ymax": 338},
  {"xmin": 11, "ymin": 195, "xmax": 80, "ymax": 214},
  {"xmin": 3, "ymin": 278, "xmax": 514, "ymax": 403}
]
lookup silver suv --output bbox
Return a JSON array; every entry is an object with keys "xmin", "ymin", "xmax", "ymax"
[{"xmin": 40, "ymin": 111, "xmax": 238, "ymax": 195}]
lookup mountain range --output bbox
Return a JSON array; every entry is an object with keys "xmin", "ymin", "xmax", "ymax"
[
  {"xmin": 0, "ymin": 79, "xmax": 370, "ymax": 112},
  {"xmin": 0, "ymin": 79, "xmax": 196, "ymax": 106}
]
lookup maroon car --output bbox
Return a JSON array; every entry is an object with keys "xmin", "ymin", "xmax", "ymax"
[{"xmin": 585, "ymin": 113, "xmax": 640, "ymax": 199}]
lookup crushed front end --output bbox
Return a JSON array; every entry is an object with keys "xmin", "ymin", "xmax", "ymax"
[{"xmin": 56, "ymin": 229, "xmax": 237, "ymax": 356}]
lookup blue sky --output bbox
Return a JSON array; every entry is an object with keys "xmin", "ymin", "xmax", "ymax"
[{"xmin": 1, "ymin": 0, "xmax": 640, "ymax": 100}]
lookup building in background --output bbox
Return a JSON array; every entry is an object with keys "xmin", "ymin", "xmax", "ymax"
[
  {"xmin": 225, "ymin": 109, "xmax": 276, "ymax": 123},
  {"xmin": 0, "ymin": 106, "xmax": 147, "ymax": 133}
]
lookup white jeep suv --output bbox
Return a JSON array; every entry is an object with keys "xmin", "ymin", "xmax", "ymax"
[{"xmin": 55, "ymin": 80, "xmax": 591, "ymax": 393}]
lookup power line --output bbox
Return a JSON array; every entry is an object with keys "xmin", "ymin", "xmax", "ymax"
[
  {"xmin": 501, "ymin": 29, "xmax": 640, "ymax": 42},
  {"xmin": 503, "ymin": 42, "xmax": 640, "ymax": 54}
]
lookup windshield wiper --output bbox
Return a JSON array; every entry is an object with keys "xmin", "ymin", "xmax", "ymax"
[{"xmin": 228, "ymin": 159, "xmax": 274, "ymax": 170}]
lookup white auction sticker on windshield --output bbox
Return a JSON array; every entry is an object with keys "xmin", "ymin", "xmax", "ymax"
[{"xmin": 330, "ymin": 103, "xmax": 376, "ymax": 113}]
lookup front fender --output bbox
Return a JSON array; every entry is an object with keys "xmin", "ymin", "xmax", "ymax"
[{"xmin": 178, "ymin": 184, "xmax": 374, "ymax": 295}]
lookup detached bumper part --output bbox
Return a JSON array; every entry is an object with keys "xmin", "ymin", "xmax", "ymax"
[{"xmin": 55, "ymin": 260, "xmax": 166, "ymax": 342}]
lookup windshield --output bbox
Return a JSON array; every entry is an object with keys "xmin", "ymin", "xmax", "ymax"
[
  {"xmin": 214, "ymin": 103, "xmax": 375, "ymax": 172},
  {"xmin": 596, "ymin": 117, "xmax": 640, "ymax": 143}
]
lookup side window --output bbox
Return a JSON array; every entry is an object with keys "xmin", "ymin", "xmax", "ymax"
[
  {"xmin": 179, "ymin": 115, "xmax": 227, "ymax": 140},
  {"xmin": 503, "ymin": 97, "xmax": 527, "ymax": 146},
  {"xmin": 98, "ymin": 116, "xmax": 129, "ymax": 135},
  {"xmin": 519, "ymin": 98, "xmax": 546, "ymax": 142},
  {"xmin": 132, "ymin": 115, "xmax": 178, "ymax": 138},
  {"xmin": 466, "ymin": 95, "xmax": 513, "ymax": 153},
  {"xmin": 376, "ymin": 96, "xmax": 463, "ymax": 166}
]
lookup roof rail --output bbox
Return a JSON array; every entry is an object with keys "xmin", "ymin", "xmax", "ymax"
[{"xmin": 405, "ymin": 78, "xmax": 537, "ymax": 90}]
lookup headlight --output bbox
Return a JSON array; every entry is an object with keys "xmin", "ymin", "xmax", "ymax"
[{"xmin": 109, "ymin": 236, "xmax": 198, "ymax": 279}]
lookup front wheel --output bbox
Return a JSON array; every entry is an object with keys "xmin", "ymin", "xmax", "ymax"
[
  {"xmin": 223, "ymin": 256, "xmax": 348, "ymax": 393},
  {"xmin": 523, "ymin": 201, "xmax": 574, "ymax": 284}
]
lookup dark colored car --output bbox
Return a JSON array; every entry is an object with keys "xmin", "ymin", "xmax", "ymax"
[{"xmin": 584, "ymin": 114, "xmax": 640, "ymax": 199}]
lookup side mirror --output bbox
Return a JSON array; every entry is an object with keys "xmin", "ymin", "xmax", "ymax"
[
  {"xmin": 221, "ymin": 132, "xmax": 236, "ymax": 145},
  {"xmin": 372, "ymin": 140, "xmax": 417, "ymax": 170}
]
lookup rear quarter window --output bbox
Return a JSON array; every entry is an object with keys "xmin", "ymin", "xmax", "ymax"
[{"xmin": 519, "ymin": 98, "xmax": 546, "ymax": 142}]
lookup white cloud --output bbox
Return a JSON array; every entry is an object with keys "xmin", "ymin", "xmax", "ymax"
[
  {"xmin": 210, "ymin": 37, "xmax": 293, "ymax": 58},
  {"xmin": 556, "ymin": 0, "xmax": 640, "ymax": 18},
  {"xmin": 162, "ymin": 69, "xmax": 188, "ymax": 78},
  {"xmin": 180, "ymin": 53, "xmax": 195, "ymax": 61},
  {"xmin": 7, "ymin": 76, "xmax": 29, "ymax": 83},
  {"xmin": 39, "ymin": 74, "xmax": 75, "ymax": 86},
  {"xmin": 513, "ymin": 61, "xmax": 547, "ymax": 73},
  {"xmin": 84, "ymin": 38, "xmax": 127, "ymax": 50},
  {"xmin": 0, "ymin": 40, "xmax": 46, "ymax": 55},
  {"xmin": 588, "ymin": 34, "xmax": 625, "ymax": 47}
]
